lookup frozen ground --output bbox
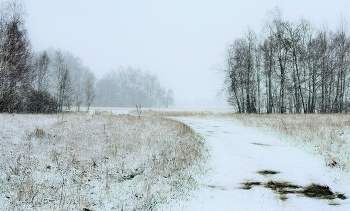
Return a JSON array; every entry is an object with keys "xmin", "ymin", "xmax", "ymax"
[{"xmin": 160, "ymin": 116, "xmax": 350, "ymax": 211}]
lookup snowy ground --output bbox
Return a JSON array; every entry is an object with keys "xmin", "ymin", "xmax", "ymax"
[
  {"xmin": 2, "ymin": 110, "xmax": 350, "ymax": 210},
  {"xmin": 161, "ymin": 116, "xmax": 350, "ymax": 211},
  {"xmin": 0, "ymin": 113, "xmax": 206, "ymax": 210}
]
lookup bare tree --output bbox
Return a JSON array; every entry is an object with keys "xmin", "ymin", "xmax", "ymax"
[
  {"xmin": 83, "ymin": 70, "xmax": 95, "ymax": 111},
  {"xmin": 224, "ymin": 40, "xmax": 244, "ymax": 112},
  {"xmin": 271, "ymin": 11, "xmax": 289, "ymax": 113},
  {"xmin": 54, "ymin": 50, "xmax": 72, "ymax": 112},
  {"xmin": 165, "ymin": 89, "xmax": 174, "ymax": 108},
  {"xmin": 33, "ymin": 51, "xmax": 49, "ymax": 92},
  {"xmin": 261, "ymin": 35, "xmax": 275, "ymax": 114},
  {"xmin": 222, "ymin": 28, "xmax": 259, "ymax": 113},
  {"xmin": 331, "ymin": 19, "xmax": 350, "ymax": 113}
]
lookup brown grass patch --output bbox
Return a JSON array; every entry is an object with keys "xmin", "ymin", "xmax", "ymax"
[{"xmin": 131, "ymin": 109, "xmax": 214, "ymax": 117}]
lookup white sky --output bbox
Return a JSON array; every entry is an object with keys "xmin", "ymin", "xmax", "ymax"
[{"xmin": 21, "ymin": 0, "xmax": 350, "ymax": 105}]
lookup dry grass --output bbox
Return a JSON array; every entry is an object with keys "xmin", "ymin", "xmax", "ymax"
[
  {"xmin": 0, "ymin": 113, "xmax": 208, "ymax": 210},
  {"xmin": 225, "ymin": 113, "xmax": 350, "ymax": 172},
  {"xmin": 130, "ymin": 109, "xmax": 214, "ymax": 117}
]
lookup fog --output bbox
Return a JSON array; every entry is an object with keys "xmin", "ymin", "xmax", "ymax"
[{"xmin": 24, "ymin": 0, "xmax": 350, "ymax": 107}]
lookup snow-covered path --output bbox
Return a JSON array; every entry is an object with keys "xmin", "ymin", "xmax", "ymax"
[{"xmin": 165, "ymin": 117, "xmax": 350, "ymax": 211}]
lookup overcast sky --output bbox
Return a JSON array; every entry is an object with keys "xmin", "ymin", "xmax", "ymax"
[{"xmin": 22, "ymin": 0, "xmax": 350, "ymax": 106}]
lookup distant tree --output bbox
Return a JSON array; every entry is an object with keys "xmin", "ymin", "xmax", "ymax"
[
  {"xmin": 53, "ymin": 50, "xmax": 72, "ymax": 112},
  {"xmin": 165, "ymin": 89, "xmax": 174, "ymax": 108},
  {"xmin": 94, "ymin": 67, "xmax": 173, "ymax": 108},
  {"xmin": 33, "ymin": 51, "xmax": 50, "ymax": 92},
  {"xmin": 83, "ymin": 70, "xmax": 95, "ymax": 111}
]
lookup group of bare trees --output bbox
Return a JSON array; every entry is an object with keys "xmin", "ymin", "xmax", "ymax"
[
  {"xmin": 1, "ymin": 0, "xmax": 174, "ymax": 113},
  {"xmin": 0, "ymin": 1, "xmax": 96, "ymax": 113},
  {"xmin": 94, "ymin": 66, "xmax": 174, "ymax": 108},
  {"xmin": 223, "ymin": 8, "xmax": 350, "ymax": 114},
  {"xmin": 31, "ymin": 48, "xmax": 96, "ymax": 112}
]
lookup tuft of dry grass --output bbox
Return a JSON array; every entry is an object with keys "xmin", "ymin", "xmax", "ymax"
[
  {"xmin": 225, "ymin": 113, "xmax": 350, "ymax": 172},
  {"xmin": 0, "ymin": 113, "xmax": 208, "ymax": 210}
]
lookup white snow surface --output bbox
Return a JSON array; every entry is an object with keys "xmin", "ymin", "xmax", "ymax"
[{"xmin": 160, "ymin": 116, "xmax": 350, "ymax": 211}]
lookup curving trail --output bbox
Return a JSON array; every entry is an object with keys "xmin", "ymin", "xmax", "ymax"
[{"xmin": 163, "ymin": 116, "xmax": 350, "ymax": 211}]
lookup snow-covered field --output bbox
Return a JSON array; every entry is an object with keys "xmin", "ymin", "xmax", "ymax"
[
  {"xmin": 161, "ymin": 116, "xmax": 350, "ymax": 211},
  {"xmin": 1, "ymin": 109, "xmax": 350, "ymax": 210},
  {"xmin": 0, "ymin": 112, "xmax": 207, "ymax": 210}
]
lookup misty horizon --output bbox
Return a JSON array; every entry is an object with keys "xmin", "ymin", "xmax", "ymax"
[{"xmin": 24, "ymin": 0, "xmax": 350, "ymax": 105}]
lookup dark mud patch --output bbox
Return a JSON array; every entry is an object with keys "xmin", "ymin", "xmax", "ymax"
[
  {"xmin": 265, "ymin": 181, "xmax": 302, "ymax": 194},
  {"xmin": 207, "ymin": 185, "xmax": 226, "ymax": 190},
  {"xmin": 303, "ymin": 184, "xmax": 346, "ymax": 200},
  {"xmin": 329, "ymin": 202, "xmax": 341, "ymax": 206},
  {"xmin": 241, "ymin": 182, "xmax": 261, "ymax": 190},
  {"xmin": 240, "ymin": 181, "xmax": 346, "ymax": 202},
  {"xmin": 251, "ymin": 142, "xmax": 271, "ymax": 146},
  {"xmin": 257, "ymin": 170, "xmax": 280, "ymax": 175}
]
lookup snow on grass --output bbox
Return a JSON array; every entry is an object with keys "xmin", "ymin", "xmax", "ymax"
[
  {"xmin": 0, "ymin": 112, "xmax": 208, "ymax": 210},
  {"xmin": 224, "ymin": 114, "xmax": 350, "ymax": 173},
  {"xmin": 162, "ymin": 116, "xmax": 350, "ymax": 210}
]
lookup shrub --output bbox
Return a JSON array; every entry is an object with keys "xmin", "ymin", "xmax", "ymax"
[{"xmin": 26, "ymin": 90, "xmax": 58, "ymax": 113}]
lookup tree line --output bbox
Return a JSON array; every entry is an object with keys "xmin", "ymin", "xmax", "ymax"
[
  {"xmin": 0, "ymin": 1, "xmax": 96, "ymax": 113},
  {"xmin": 0, "ymin": 1, "xmax": 173, "ymax": 113},
  {"xmin": 94, "ymin": 67, "xmax": 174, "ymax": 108},
  {"xmin": 222, "ymin": 7, "xmax": 350, "ymax": 114},
  {"xmin": 32, "ymin": 49, "xmax": 96, "ymax": 112}
]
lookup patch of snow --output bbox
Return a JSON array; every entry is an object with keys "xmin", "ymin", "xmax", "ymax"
[{"xmin": 160, "ymin": 116, "xmax": 350, "ymax": 210}]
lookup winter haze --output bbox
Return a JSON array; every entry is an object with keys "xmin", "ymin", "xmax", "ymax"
[
  {"xmin": 2, "ymin": 1, "xmax": 350, "ymax": 210},
  {"xmin": 24, "ymin": 0, "xmax": 350, "ymax": 106}
]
